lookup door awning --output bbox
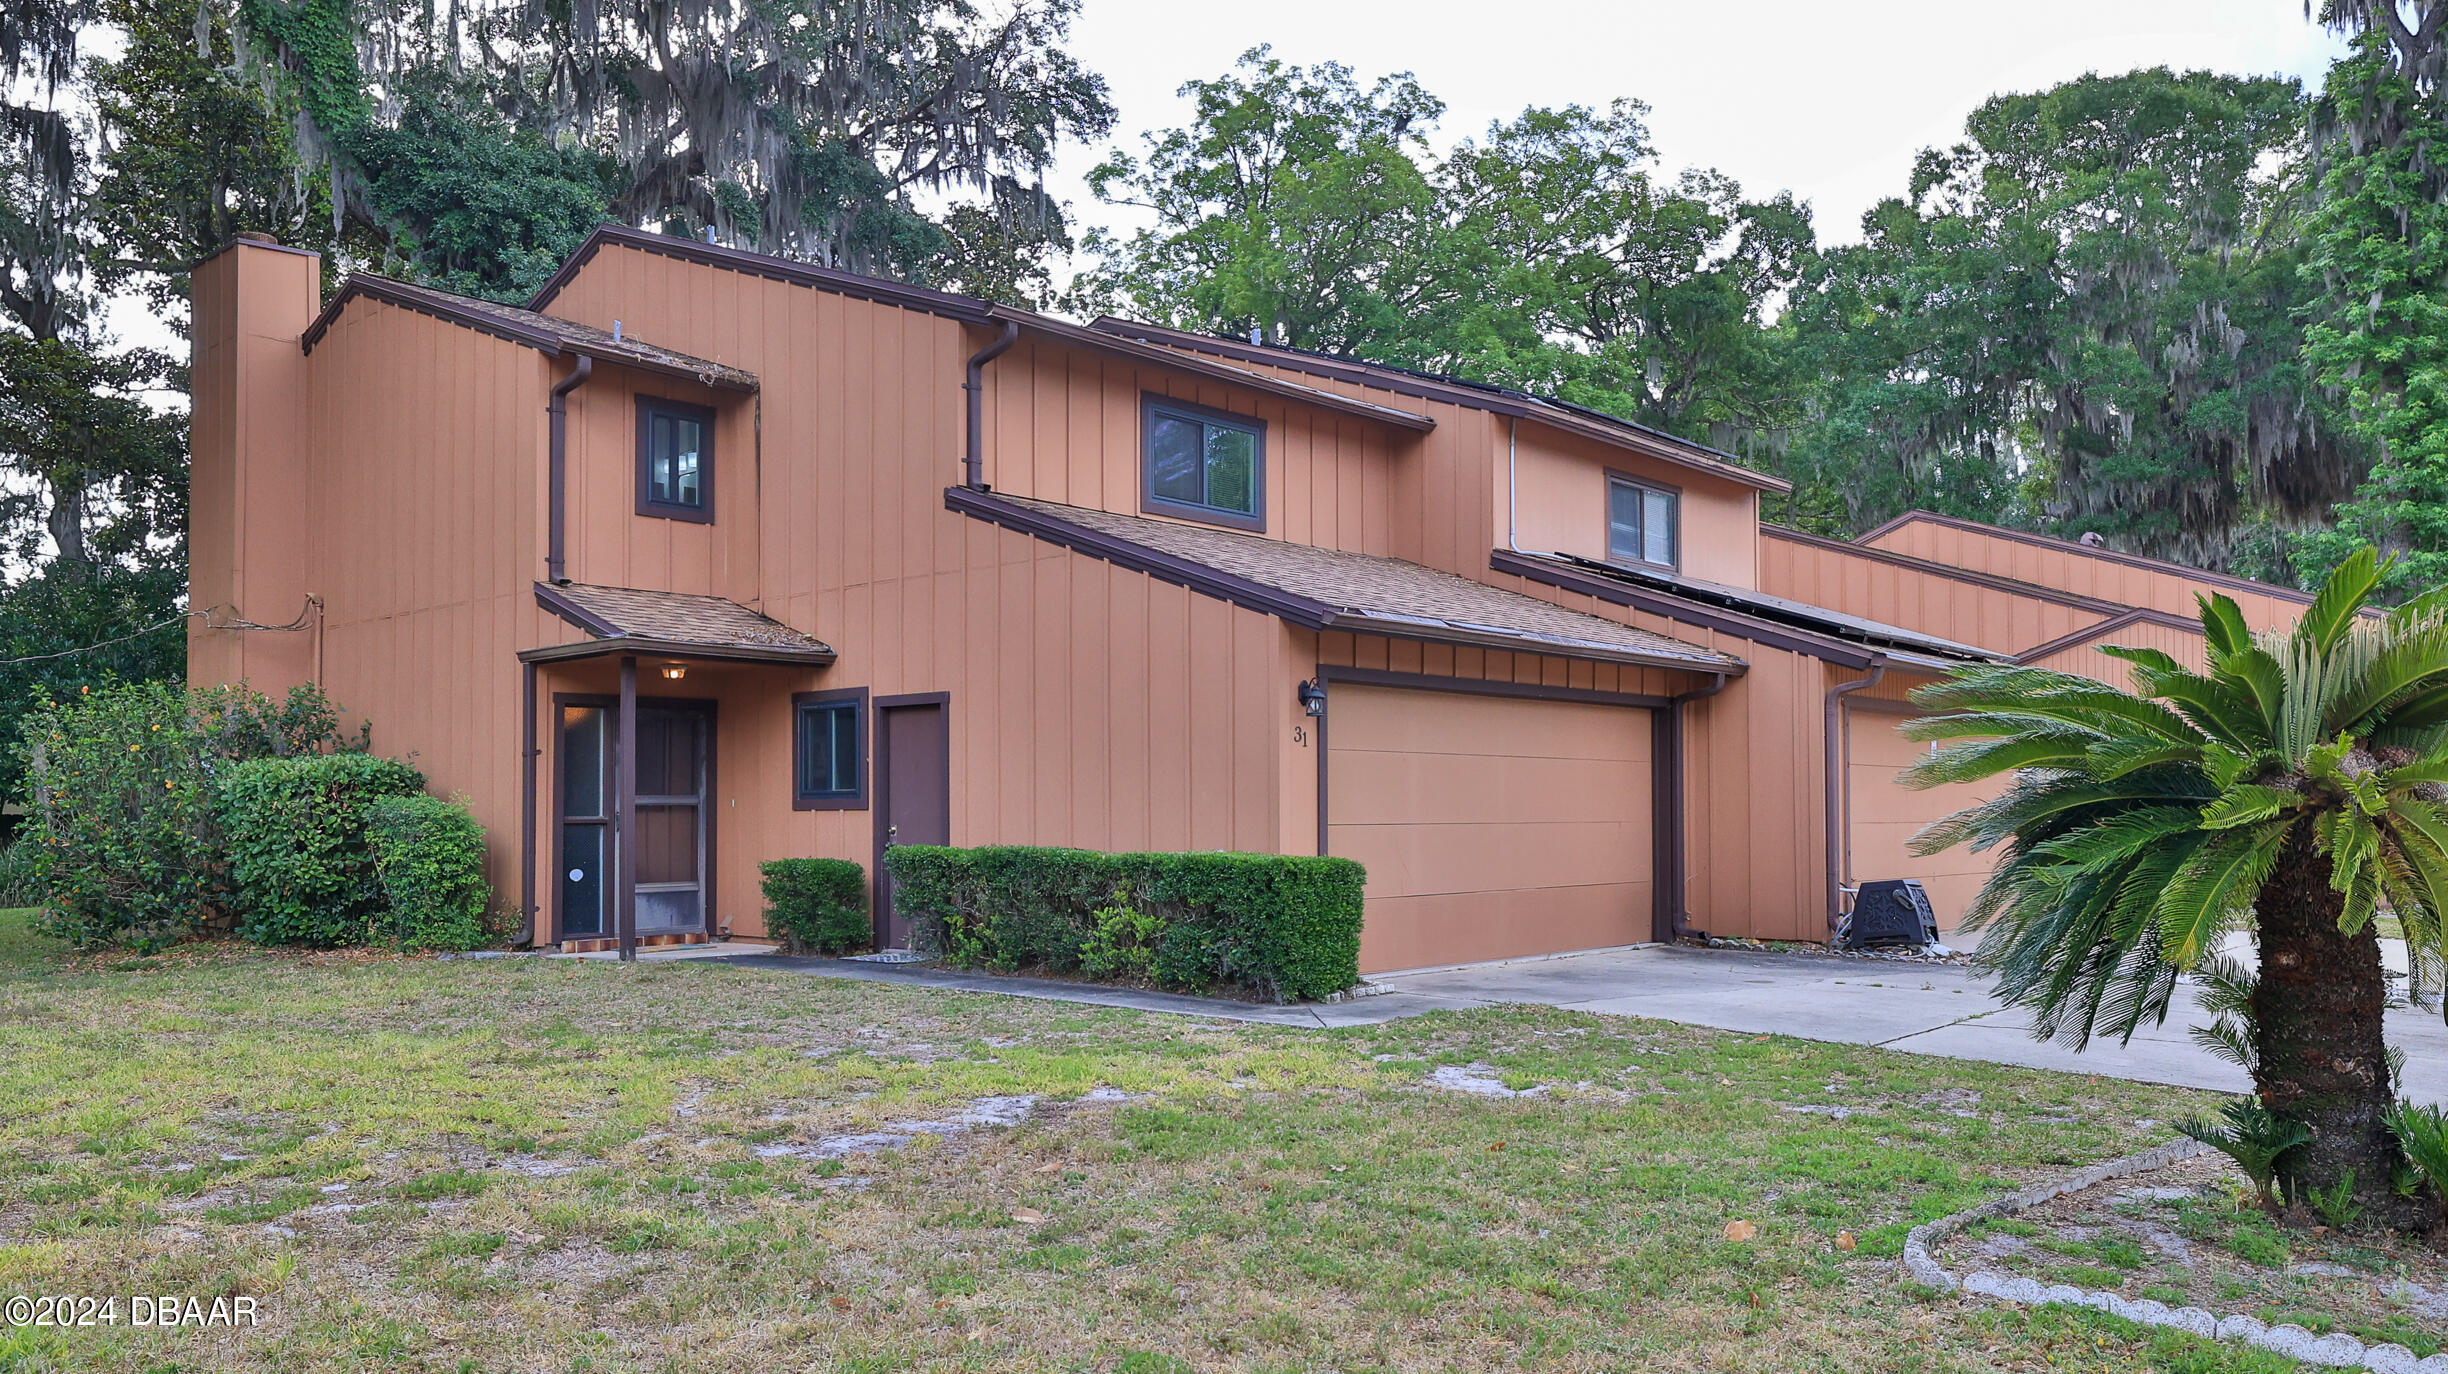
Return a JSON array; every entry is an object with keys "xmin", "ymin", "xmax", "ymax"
[{"xmin": 524, "ymin": 582, "xmax": 837, "ymax": 667}]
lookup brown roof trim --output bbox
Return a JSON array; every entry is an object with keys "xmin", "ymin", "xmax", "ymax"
[
  {"xmin": 528, "ymin": 223, "xmax": 999, "ymax": 324},
  {"xmin": 1008, "ymin": 314, "xmax": 1435, "ymax": 432},
  {"xmin": 949, "ymin": 487, "xmax": 1736, "ymax": 674},
  {"xmin": 516, "ymin": 637, "xmax": 837, "ymax": 668},
  {"xmin": 2010, "ymin": 607, "xmax": 2203, "ymax": 665},
  {"xmin": 302, "ymin": 275, "xmax": 757, "ymax": 392},
  {"xmin": 1494, "ymin": 549, "xmax": 1941, "ymax": 670},
  {"xmin": 529, "ymin": 582, "xmax": 837, "ymax": 667},
  {"xmin": 1087, "ymin": 316, "xmax": 1788, "ymax": 494},
  {"xmin": 1318, "ymin": 663, "xmax": 1677, "ymax": 709},
  {"xmin": 1761, "ymin": 524, "xmax": 2130, "ymax": 615},
  {"xmin": 529, "ymin": 228, "xmax": 1434, "ymax": 433},
  {"xmin": 1857, "ymin": 511, "xmax": 2319, "ymax": 606},
  {"xmin": 534, "ymin": 581, "xmax": 623, "ymax": 637}
]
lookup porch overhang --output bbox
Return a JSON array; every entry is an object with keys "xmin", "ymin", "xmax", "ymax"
[{"xmin": 527, "ymin": 582, "xmax": 836, "ymax": 668}]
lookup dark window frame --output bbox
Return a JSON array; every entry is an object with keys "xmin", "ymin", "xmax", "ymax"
[
  {"xmin": 636, "ymin": 396, "xmax": 716, "ymax": 524},
  {"xmin": 1139, "ymin": 392, "xmax": 1267, "ymax": 533},
  {"xmin": 1605, "ymin": 470, "xmax": 1681, "ymax": 571},
  {"xmin": 791, "ymin": 687, "xmax": 868, "ymax": 810}
]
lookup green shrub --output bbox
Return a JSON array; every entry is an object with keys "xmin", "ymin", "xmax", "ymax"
[
  {"xmin": 364, "ymin": 794, "xmax": 492, "ymax": 952},
  {"xmin": 2175, "ymin": 1098, "xmax": 2310, "ymax": 1214},
  {"xmin": 14, "ymin": 681, "xmax": 368, "ymax": 946},
  {"xmin": 221, "ymin": 753, "xmax": 424, "ymax": 947},
  {"xmin": 882, "ymin": 845, "xmax": 1364, "ymax": 1001},
  {"xmin": 758, "ymin": 858, "xmax": 868, "ymax": 954},
  {"xmin": 0, "ymin": 836, "xmax": 34, "ymax": 907},
  {"xmin": 2385, "ymin": 1101, "xmax": 2448, "ymax": 1232}
]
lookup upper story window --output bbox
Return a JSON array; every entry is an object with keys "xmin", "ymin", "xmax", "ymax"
[
  {"xmin": 1142, "ymin": 394, "xmax": 1265, "ymax": 532},
  {"xmin": 637, "ymin": 397, "xmax": 714, "ymax": 523},
  {"xmin": 1607, "ymin": 474, "xmax": 1678, "ymax": 569}
]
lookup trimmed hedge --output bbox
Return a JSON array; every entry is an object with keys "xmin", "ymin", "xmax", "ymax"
[
  {"xmin": 758, "ymin": 858, "xmax": 869, "ymax": 954},
  {"xmin": 365, "ymin": 794, "xmax": 492, "ymax": 952},
  {"xmin": 881, "ymin": 845, "xmax": 1364, "ymax": 1002},
  {"xmin": 221, "ymin": 753, "xmax": 425, "ymax": 947}
]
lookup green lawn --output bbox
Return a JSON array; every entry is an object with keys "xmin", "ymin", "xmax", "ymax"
[{"xmin": 0, "ymin": 910, "xmax": 2295, "ymax": 1373}]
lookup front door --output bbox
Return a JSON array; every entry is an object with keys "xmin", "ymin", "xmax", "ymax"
[
  {"xmin": 873, "ymin": 696, "xmax": 950, "ymax": 949},
  {"xmin": 556, "ymin": 698, "xmax": 713, "ymax": 942},
  {"xmin": 632, "ymin": 705, "xmax": 711, "ymax": 936}
]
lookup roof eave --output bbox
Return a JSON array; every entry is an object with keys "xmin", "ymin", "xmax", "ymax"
[
  {"xmin": 996, "ymin": 310, "xmax": 1436, "ymax": 433},
  {"xmin": 515, "ymin": 637, "xmax": 838, "ymax": 668},
  {"xmin": 1084, "ymin": 315, "xmax": 1785, "ymax": 493},
  {"xmin": 302, "ymin": 276, "xmax": 758, "ymax": 392},
  {"xmin": 948, "ymin": 487, "xmax": 1737, "ymax": 674},
  {"xmin": 1320, "ymin": 611, "xmax": 1741, "ymax": 676}
]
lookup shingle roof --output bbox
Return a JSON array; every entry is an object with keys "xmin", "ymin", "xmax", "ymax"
[
  {"xmin": 526, "ymin": 582, "xmax": 835, "ymax": 666},
  {"xmin": 953, "ymin": 490, "xmax": 1742, "ymax": 674},
  {"xmin": 303, "ymin": 275, "xmax": 758, "ymax": 391}
]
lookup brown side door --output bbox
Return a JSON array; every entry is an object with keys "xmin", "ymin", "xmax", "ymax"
[{"xmin": 872, "ymin": 695, "xmax": 950, "ymax": 949}]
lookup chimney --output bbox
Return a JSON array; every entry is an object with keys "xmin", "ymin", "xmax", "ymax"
[{"xmin": 188, "ymin": 234, "xmax": 322, "ymax": 696}]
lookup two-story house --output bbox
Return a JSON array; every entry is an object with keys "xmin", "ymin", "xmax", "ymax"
[{"xmin": 186, "ymin": 228, "xmax": 2330, "ymax": 970}]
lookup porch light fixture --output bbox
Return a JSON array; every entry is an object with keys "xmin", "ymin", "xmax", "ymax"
[
  {"xmin": 660, "ymin": 665, "xmax": 687, "ymax": 681},
  {"xmin": 1297, "ymin": 679, "xmax": 1327, "ymax": 718}
]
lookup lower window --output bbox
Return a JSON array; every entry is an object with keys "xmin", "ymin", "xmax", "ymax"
[{"xmin": 793, "ymin": 688, "xmax": 867, "ymax": 809}]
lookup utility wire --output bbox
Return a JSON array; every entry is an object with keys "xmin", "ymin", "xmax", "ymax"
[
  {"xmin": 0, "ymin": 611, "xmax": 194, "ymax": 666},
  {"xmin": 0, "ymin": 598, "xmax": 317, "ymax": 668}
]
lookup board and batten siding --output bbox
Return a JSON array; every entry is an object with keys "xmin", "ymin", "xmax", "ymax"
[
  {"xmin": 1505, "ymin": 421, "xmax": 1763, "ymax": 589},
  {"xmin": 1863, "ymin": 517, "xmax": 2311, "ymax": 633},
  {"xmin": 1758, "ymin": 528, "xmax": 2103, "ymax": 656},
  {"xmin": 292, "ymin": 296, "xmax": 563, "ymax": 897},
  {"xmin": 534, "ymin": 248, "xmax": 1304, "ymax": 936}
]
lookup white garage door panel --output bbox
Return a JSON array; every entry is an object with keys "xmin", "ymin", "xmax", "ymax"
[{"xmin": 1328, "ymin": 685, "xmax": 1654, "ymax": 973}]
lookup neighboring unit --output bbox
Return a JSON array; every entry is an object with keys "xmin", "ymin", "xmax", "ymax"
[{"xmin": 186, "ymin": 230, "xmax": 2328, "ymax": 972}]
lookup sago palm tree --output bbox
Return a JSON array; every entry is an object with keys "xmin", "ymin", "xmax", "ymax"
[{"xmin": 1902, "ymin": 548, "xmax": 2448, "ymax": 1230}]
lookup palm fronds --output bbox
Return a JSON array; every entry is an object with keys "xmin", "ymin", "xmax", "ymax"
[{"xmin": 1904, "ymin": 548, "xmax": 2448, "ymax": 1046}]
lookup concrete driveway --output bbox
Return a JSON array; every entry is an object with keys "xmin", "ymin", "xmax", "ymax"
[
  {"xmin": 1360, "ymin": 944, "xmax": 2448, "ymax": 1102},
  {"xmin": 735, "ymin": 943, "xmax": 2448, "ymax": 1102}
]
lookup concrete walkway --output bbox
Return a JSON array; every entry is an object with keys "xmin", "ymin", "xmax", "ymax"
[{"xmin": 725, "ymin": 945, "xmax": 2448, "ymax": 1102}]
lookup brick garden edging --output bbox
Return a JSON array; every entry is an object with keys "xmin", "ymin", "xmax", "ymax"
[{"xmin": 1903, "ymin": 1137, "xmax": 2448, "ymax": 1373}]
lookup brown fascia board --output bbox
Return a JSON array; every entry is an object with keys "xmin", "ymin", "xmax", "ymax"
[
  {"xmin": 527, "ymin": 223, "xmax": 1000, "ymax": 324},
  {"xmin": 527, "ymin": 584, "xmax": 837, "ymax": 667},
  {"xmin": 948, "ymin": 486, "xmax": 1738, "ymax": 675},
  {"xmin": 525, "ymin": 226, "xmax": 1435, "ymax": 434},
  {"xmin": 1761, "ymin": 524, "xmax": 2135, "ymax": 615},
  {"xmin": 516, "ymin": 637, "xmax": 837, "ymax": 668},
  {"xmin": 1856, "ymin": 510, "xmax": 2330, "ymax": 608},
  {"xmin": 1003, "ymin": 312, "xmax": 1435, "ymax": 432},
  {"xmin": 1493, "ymin": 548, "xmax": 1898, "ymax": 669},
  {"xmin": 301, "ymin": 275, "xmax": 758, "ymax": 392},
  {"xmin": 1086, "ymin": 316, "xmax": 1790, "ymax": 495},
  {"xmin": 2010, "ymin": 607, "xmax": 2204, "ymax": 665}
]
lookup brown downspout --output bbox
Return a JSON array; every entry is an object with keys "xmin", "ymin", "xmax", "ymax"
[
  {"xmin": 1823, "ymin": 656, "xmax": 1889, "ymax": 938},
  {"xmin": 1661, "ymin": 673, "xmax": 1731, "ymax": 943},
  {"xmin": 520, "ymin": 660, "xmax": 539, "ymax": 947},
  {"xmin": 962, "ymin": 320, "xmax": 1020, "ymax": 490},
  {"xmin": 546, "ymin": 355, "xmax": 594, "ymax": 583}
]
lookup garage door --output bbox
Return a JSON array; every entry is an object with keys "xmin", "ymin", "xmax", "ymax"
[{"xmin": 1327, "ymin": 685, "xmax": 1655, "ymax": 973}]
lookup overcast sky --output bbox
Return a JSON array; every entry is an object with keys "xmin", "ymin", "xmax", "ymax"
[{"xmin": 1051, "ymin": 0, "xmax": 2350, "ymax": 247}]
